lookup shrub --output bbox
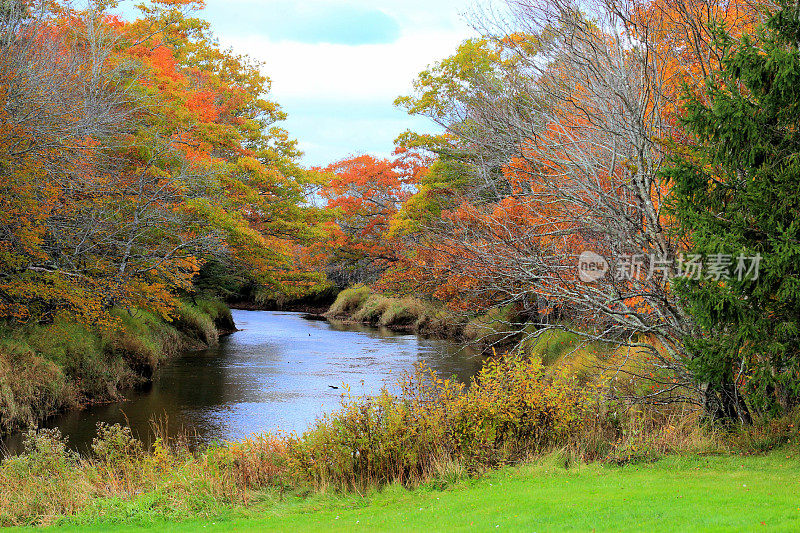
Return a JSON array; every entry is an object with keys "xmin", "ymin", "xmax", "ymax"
[
  {"xmin": 288, "ymin": 354, "xmax": 603, "ymax": 490},
  {"xmin": 209, "ymin": 433, "xmax": 290, "ymax": 490},
  {"xmin": 0, "ymin": 429, "xmax": 89, "ymax": 527},
  {"xmin": 92, "ymin": 423, "xmax": 144, "ymax": 465},
  {"xmin": 4, "ymin": 428, "xmax": 79, "ymax": 475},
  {"xmin": 0, "ymin": 423, "xmax": 250, "ymax": 526}
]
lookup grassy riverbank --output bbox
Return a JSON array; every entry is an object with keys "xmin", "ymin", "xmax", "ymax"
[
  {"xmin": 325, "ymin": 285, "xmax": 524, "ymax": 344},
  {"xmin": 0, "ymin": 300, "xmax": 234, "ymax": 435},
  {"xmin": 23, "ymin": 450, "xmax": 800, "ymax": 532},
  {"xmin": 325, "ymin": 285, "xmax": 451, "ymax": 334},
  {"xmin": 4, "ymin": 347, "xmax": 799, "ymax": 528}
]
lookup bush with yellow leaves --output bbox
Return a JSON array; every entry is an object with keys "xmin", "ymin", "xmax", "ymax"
[{"xmin": 287, "ymin": 354, "xmax": 604, "ymax": 490}]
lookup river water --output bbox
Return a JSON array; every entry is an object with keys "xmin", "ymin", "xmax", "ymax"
[{"xmin": 3, "ymin": 310, "xmax": 482, "ymax": 454}]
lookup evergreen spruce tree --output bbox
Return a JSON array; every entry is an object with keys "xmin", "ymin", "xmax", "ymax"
[{"xmin": 666, "ymin": 2, "xmax": 800, "ymax": 423}]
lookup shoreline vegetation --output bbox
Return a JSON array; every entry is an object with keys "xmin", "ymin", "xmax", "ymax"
[
  {"xmin": 323, "ymin": 285, "xmax": 526, "ymax": 348},
  {"xmin": 0, "ymin": 297, "xmax": 799, "ymax": 528},
  {"xmin": 0, "ymin": 300, "xmax": 235, "ymax": 438},
  {"xmin": 1, "ymin": 343, "xmax": 799, "ymax": 528},
  {"xmin": 324, "ymin": 285, "xmax": 458, "ymax": 336}
]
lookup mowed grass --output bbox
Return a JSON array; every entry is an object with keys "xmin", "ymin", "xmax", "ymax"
[{"xmin": 32, "ymin": 451, "xmax": 800, "ymax": 533}]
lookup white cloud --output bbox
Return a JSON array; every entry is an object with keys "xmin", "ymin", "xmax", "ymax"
[
  {"xmin": 216, "ymin": 13, "xmax": 474, "ymax": 165},
  {"xmin": 222, "ymin": 28, "xmax": 468, "ymax": 103},
  {"xmin": 119, "ymin": 0, "xmax": 478, "ymax": 165}
]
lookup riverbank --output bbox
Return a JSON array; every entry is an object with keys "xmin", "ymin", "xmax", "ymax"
[
  {"xmin": 324, "ymin": 285, "xmax": 526, "ymax": 346},
  {"xmin": 1, "ymin": 310, "xmax": 480, "ymax": 454},
  {"xmin": 15, "ymin": 450, "xmax": 800, "ymax": 531},
  {"xmin": 0, "ymin": 300, "xmax": 235, "ymax": 436},
  {"xmin": 3, "ymin": 344, "xmax": 800, "ymax": 528},
  {"xmin": 230, "ymin": 287, "xmax": 339, "ymax": 316}
]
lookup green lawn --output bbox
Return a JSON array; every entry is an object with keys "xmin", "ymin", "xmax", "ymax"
[{"xmin": 36, "ymin": 452, "xmax": 800, "ymax": 532}]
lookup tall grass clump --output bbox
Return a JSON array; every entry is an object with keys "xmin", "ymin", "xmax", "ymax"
[
  {"xmin": 195, "ymin": 298, "xmax": 236, "ymax": 333},
  {"xmin": 328, "ymin": 286, "xmax": 455, "ymax": 336},
  {"xmin": 351, "ymin": 294, "xmax": 392, "ymax": 323},
  {"xmin": 326, "ymin": 284, "xmax": 373, "ymax": 317},
  {"xmin": 379, "ymin": 297, "xmax": 438, "ymax": 329},
  {"xmin": 24, "ymin": 319, "xmax": 126, "ymax": 401},
  {"xmin": 172, "ymin": 301, "xmax": 218, "ymax": 346},
  {"xmin": 0, "ymin": 335, "xmax": 71, "ymax": 433},
  {"xmin": 520, "ymin": 328, "xmax": 588, "ymax": 366},
  {"xmin": 104, "ymin": 309, "xmax": 179, "ymax": 378}
]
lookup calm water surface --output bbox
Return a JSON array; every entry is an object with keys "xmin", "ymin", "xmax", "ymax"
[{"xmin": 4, "ymin": 310, "xmax": 482, "ymax": 454}]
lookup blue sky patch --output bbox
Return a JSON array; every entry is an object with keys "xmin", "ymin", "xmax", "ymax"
[{"xmin": 204, "ymin": 2, "xmax": 401, "ymax": 45}]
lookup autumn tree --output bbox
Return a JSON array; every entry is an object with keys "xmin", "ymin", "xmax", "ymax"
[
  {"xmin": 0, "ymin": 0, "xmax": 137, "ymax": 322},
  {"xmin": 0, "ymin": 0, "xmax": 324, "ymax": 323},
  {"xmin": 318, "ymin": 151, "xmax": 424, "ymax": 286},
  {"xmin": 122, "ymin": 0, "xmax": 324, "ymax": 304},
  {"xmin": 392, "ymin": 0, "xmax": 759, "ymax": 411}
]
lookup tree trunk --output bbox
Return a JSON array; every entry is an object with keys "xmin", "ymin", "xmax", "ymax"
[{"xmin": 702, "ymin": 382, "xmax": 753, "ymax": 425}]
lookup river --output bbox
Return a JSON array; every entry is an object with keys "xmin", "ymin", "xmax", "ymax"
[{"xmin": 3, "ymin": 310, "xmax": 482, "ymax": 454}]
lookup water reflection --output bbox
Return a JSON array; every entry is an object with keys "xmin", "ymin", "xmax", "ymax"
[{"xmin": 3, "ymin": 311, "xmax": 482, "ymax": 454}]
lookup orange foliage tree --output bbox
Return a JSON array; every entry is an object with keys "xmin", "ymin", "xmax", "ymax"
[
  {"xmin": 0, "ymin": 0, "xmax": 323, "ymax": 324},
  {"xmin": 389, "ymin": 0, "xmax": 761, "ymax": 407},
  {"xmin": 316, "ymin": 150, "xmax": 426, "ymax": 286}
]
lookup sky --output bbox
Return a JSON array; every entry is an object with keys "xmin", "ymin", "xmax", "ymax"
[{"xmin": 117, "ymin": 0, "xmax": 477, "ymax": 167}]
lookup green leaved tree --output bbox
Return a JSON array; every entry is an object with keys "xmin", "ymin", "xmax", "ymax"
[{"xmin": 666, "ymin": 2, "xmax": 800, "ymax": 423}]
